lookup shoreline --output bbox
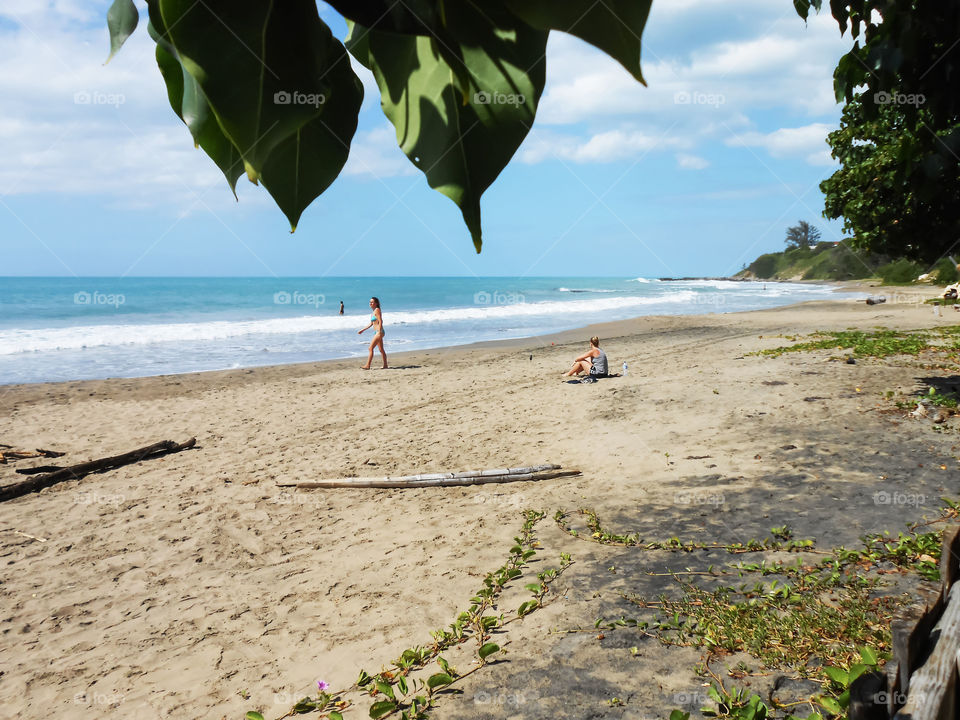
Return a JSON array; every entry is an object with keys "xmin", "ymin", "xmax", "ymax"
[
  {"xmin": 0, "ymin": 286, "xmax": 947, "ymax": 411},
  {"xmin": 0, "ymin": 280, "xmax": 889, "ymax": 393},
  {"xmin": 0, "ymin": 277, "xmax": 873, "ymax": 390}
]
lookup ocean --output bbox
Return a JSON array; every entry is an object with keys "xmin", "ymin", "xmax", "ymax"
[{"xmin": 0, "ymin": 277, "xmax": 845, "ymax": 385}]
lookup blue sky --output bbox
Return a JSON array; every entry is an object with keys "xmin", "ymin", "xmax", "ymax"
[{"xmin": 0, "ymin": 1, "xmax": 853, "ymax": 277}]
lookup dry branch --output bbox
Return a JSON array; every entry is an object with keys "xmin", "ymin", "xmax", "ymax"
[
  {"xmin": 0, "ymin": 447, "xmax": 65, "ymax": 464},
  {"xmin": 0, "ymin": 438, "xmax": 196, "ymax": 502}
]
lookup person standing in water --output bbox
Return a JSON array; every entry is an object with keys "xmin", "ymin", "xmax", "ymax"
[
  {"xmin": 358, "ymin": 296, "xmax": 387, "ymax": 369},
  {"xmin": 339, "ymin": 300, "xmax": 344, "ymax": 315}
]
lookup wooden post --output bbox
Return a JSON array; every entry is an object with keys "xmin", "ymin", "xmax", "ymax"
[
  {"xmin": 891, "ymin": 582, "xmax": 943, "ymax": 699},
  {"xmin": 940, "ymin": 525, "xmax": 960, "ymax": 602},
  {"xmin": 893, "ymin": 583, "xmax": 960, "ymax": 720}
]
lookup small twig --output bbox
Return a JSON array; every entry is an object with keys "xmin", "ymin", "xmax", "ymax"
[{"xmin": 1, "ymin": 529, "xmax": 47, "ymax": 542}]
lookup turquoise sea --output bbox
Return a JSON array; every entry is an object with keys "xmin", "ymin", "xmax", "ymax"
[{"xmin": 0, "ymin": 277, "xmax": 845, "ymax": 385}]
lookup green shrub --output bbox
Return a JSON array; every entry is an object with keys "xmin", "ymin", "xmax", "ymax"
[
  {"xmin": 934, "ymin": 258, "xmax": 959, "ymax": 284},
  {"xmin": 749, "ymin": 254, "xmax": 780, "ymax": 278},
  {"xmin": 878, "ymin": 259, "xmax": 925, "ymax": 285},
  {"xmin": 803, "ymin": 245, "xmax": 876, "ymax": 280}
]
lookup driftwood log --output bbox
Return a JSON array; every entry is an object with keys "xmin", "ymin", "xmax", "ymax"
[
  {"xmin": 277, "ymin": 464, "xmax": 581, "ymax": 489},
  {"xmin": 0, "ymin": 438, "xmax": 196, "ymax": 502}
]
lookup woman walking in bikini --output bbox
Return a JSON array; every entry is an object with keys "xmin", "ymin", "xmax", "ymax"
[{"xmin": 358, "ymin": 296, "xmax": 388, "ymax": 370}]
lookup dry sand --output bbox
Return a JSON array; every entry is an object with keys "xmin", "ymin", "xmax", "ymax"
[{"xmin": 1, "ymin": 291, "xmax": 958, "ymax": 719}]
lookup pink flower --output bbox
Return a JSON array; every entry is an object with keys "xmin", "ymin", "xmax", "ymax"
[{"xmin": 317, "ymin": 680, "xmax": 329, "ymax": 693}]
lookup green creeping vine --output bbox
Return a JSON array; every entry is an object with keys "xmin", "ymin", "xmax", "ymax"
[
  {"xmin": 755, "ymin": 326, "xmax": 960, "ymax": 359},
  {"xmin": 554, "ymin": 509, "xmax": 820, "ymax": 554},
  {"xmin": 554, "ymin": 500, "xmax": 957, "ymax": 718},
  {"xmin": 654, "ymin": 502, "xmax": 956, "ymax": 718},
  {"xmin": 246, "ymin": 510, "xmax": 573, "ymax": 720}
]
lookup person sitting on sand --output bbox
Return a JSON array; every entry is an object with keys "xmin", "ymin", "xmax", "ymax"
[
  {"xmin": 564, "ymin": 336, "xmax": 608, "ymax": 377},
  {"xmin": 358, "ymin": 297, "xmax": 388, "ymax": 370}
]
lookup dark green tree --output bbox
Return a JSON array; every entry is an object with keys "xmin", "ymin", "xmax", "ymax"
[
  {"xmin": 798, "ymin": 0, "xmax": 960, "ymax": 262},
  {"xmin": 820, "ymin": 94, "xmax": 960, "ymax": 263},
  {"xmin": 784, "ymin": 221, "xmax": 821, "ymax": 249}
]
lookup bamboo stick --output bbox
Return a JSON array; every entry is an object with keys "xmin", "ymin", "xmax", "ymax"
[
  {"xmin": 278, "ymin": 467, "xmax": 579, "ymax": 489},
  {"xmin": 276, "ymin": 464, "xmax": 560, "ymax": 487}
]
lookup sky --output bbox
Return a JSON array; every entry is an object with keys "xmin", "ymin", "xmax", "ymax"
[{"xmin": 0, "ymin": 1, "xmax": 855, "ymax": 278}]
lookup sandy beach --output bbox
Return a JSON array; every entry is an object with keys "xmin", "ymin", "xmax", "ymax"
[{"xmin": 2, "ymin": 290, "xmax": 958, "ymax": 720}]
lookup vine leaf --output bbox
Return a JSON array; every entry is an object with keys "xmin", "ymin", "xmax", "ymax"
[
  {"xmin": 426, "ymin": 672, "xmax": 454, "ymax": 689},
  {"xmin": 155, "ymin": 0, "xmax": 358, "ymax": 185},
  {"xmin": 368, "ymin": 700, "xmax": 397, "ymax": 719},
  {"xmin": 478, "ymin": 642, "xmax": 499, "ymax": 660},
  {"xmin": 346, "ymin": 5, "xmax": 547, "ymax": 252},
  {"xmin": 106, "ymin": 0, "xmax": 139, "ymax": 63},
  {"xmin": 502, "ymin": 0, "xmax": 653, "ymax": 84}
]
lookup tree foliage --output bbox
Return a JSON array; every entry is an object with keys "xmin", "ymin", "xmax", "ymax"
[
  {"xmin": 784, "ymin": 220, "xmax": 821, "ymax": 249},
  {"xmin": 105, "ymin": 0, "xmax": 652, "ymax": 251},
  {"xmin": 820, "ymin": 93, "xmax": 960, "ymax": 263},
  {"xmin": 798, "ymin": 0, "xmax": 960, "ymax": 263}
]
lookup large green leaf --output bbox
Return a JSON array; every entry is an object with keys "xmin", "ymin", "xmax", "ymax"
[
  {"xmin": 502, "ymin": 0, "xmax": 653, "ymax": 83},
  {"xmin": 148, "ymin": 0, "xmax": 361, "ymax": 228},
  {"xmin": 346, "ymin": 5, "xmax": 547, "ymax": 251},
  {"xmin": 260, "ymin": 24, "xmax": 363, "ymax": 230},
  {"xmin": 147, "ymin": 15, "xmax": 244, "ymax": 198},
  {"xmin": 155, "ymin": 0, "xmax": 354, "ymax": 183},
  {"xmin": 324, "ymin": 0, "xmax": 441, "ymax": 35},
  {"xmin": 106, "ymin": 0, "xmax": 139, "ymax": 63}
]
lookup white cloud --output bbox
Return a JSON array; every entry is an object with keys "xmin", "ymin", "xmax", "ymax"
[
  {"xmin": 0, "ymin": 0, "xmax": 850, "ymax": 207},
  {"xmin": 0, "ymin": 6, "xmax": 376, "ymax": 208},
  {"xmin": 676, "ymin": 153, "xmax": 709, "ymax": 170},
  {"xmin": 649, "ymin": 0, "xmax": 776, "ymax": 16},
  {"xmin": 0, "ymin": 0, "xmax": 94, "ymax": 24},
  {"xmin": 343, "ymin": 125, "xmax": 417, "ymax": 178},
  {"xmin": 569, "ymin": 130, "xmax": 661, "ymax": 162},
  {"xmin": 725, "ymin": 123, "xmax": 836, "ymax": 166},
  {"xmin": 0, "ymin": 7, "xmax": 250, "ymax": 208},
  {"xmin": 521, "ymin": 128, "xmax": 686, "ymax": 164},
  {"xmin": 537, "ymin": 12, "xmax": 848, "ymax": 127}
]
